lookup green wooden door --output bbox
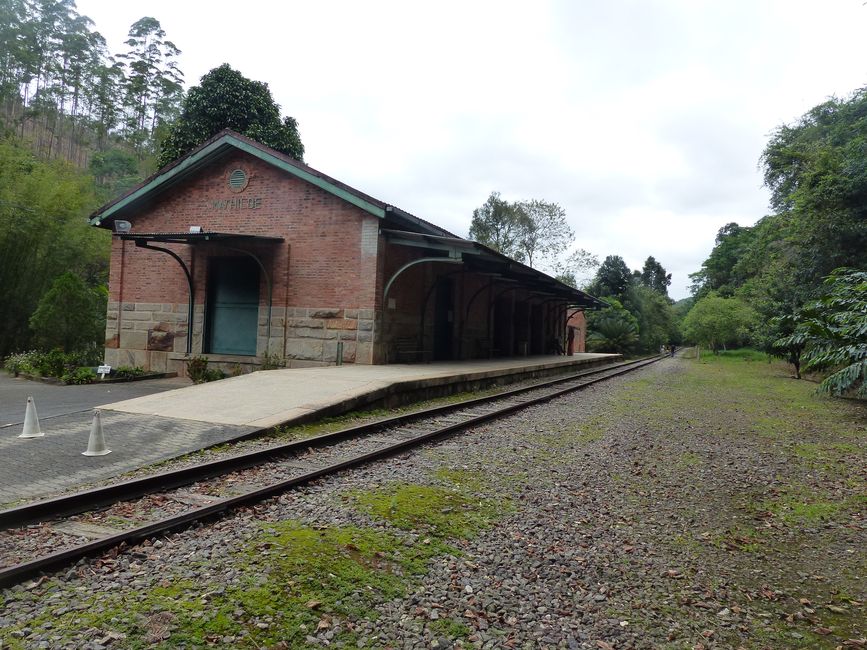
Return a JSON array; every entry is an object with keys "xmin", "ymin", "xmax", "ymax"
[{"xmin": 206, "ymin": 257, "xmax": 260, "ymax": 355}]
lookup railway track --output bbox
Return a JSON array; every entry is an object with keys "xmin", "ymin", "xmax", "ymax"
[{"xmin": 0, "ymin": 354, "xmax": 664, "ymax": 588}]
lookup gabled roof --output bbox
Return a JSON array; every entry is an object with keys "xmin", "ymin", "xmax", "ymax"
[{"xmin": 89, "ymin": 130, "xmax": 455, "ymax": 238}]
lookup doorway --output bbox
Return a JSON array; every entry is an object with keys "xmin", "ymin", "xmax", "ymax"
[{"xmin": 205, "ymin": 257, "xmax": 260, "ymax": 355}]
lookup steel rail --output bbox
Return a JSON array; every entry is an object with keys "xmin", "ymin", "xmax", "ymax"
[
  {"xmin": 0, "ymin": 356, "xmax": 659, "ymax": 531},
  {"xmin": 0, "ymin": 355, "xmax": 664, "ymax": 588}
]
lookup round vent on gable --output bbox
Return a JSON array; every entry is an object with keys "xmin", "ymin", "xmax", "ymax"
[{"xmin": 228, "ymin": 168, "xmax": 248, "ymax": 192}]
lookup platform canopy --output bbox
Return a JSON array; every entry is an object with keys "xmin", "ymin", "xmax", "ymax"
[
  {"xmin": 382, "ymin": 229, "xmax": 606, "ymax": 309},
  {"xmin": 116, "ymin": 231, "xmax": 284, "ymax": 245}
]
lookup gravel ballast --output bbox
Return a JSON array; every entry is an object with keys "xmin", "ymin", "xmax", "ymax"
[{"xmin": 1, "ymin": 356, "xmax": 864, "ymax": 649}]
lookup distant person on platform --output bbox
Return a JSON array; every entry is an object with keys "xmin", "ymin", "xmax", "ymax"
[
  {"xmin": 670, "ymin": 344, "xmax": 677, "ymax": 357},
  {"xmin": 567, "ymin": 327, "xmax": 575, "ymax": 356}
]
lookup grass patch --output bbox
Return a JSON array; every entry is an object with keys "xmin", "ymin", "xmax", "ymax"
[
  {"xmin": 428, "ymin": 617, "xmax": 472, "ymax": 639},
  {"xmin": 675, "ymin": 451, "xmax": 702, "ymax": 467},
  {"xmin": 353, "ymin": 483, "xmax": 503, "ymax": 539},
  {"xmin": 756, "ymin": 491, "xmax": 864, "ymax": 525}
]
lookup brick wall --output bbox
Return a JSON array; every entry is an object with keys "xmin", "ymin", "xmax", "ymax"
[{"xmin": 105, "ymin": 152, "xmax": 381, "ymax": 372}]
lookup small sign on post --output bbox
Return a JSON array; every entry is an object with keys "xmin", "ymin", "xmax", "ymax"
[{"xmin": 97, "ymin": 364, "xmax": 111, "ymax": 380}]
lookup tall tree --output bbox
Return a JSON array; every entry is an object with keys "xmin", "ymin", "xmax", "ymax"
[
  {"xmin": 158, "ymin": 64, "xmax": 303, "ymax": 167},
  {"xmin": 639, "ymin": 255, "xmax": 671, "ymax": 296},
  {"xmin": 513, "ymin": 199, "xmax": 573, "ymax": 269},
  {"xmin": 118, "ymin": 17, "xmax": 183, "ymax": 154},
  {"xmin": 627, "ymin": 283, "xmax": 678, "ymax": 351},
  {"xmin": 468, "ymin": 192, "xmax": 529, "ymax": 260},
  {"xmin": 587, "ymin": 255, "xmax": 632, "ymax": 300},
  {"xmin": 553, "ymin": 248, "xmax": 599, "ymax": 288},
  {"xmin": 689, "ymin": 222, "xmax": 754, "ymax": 298}
]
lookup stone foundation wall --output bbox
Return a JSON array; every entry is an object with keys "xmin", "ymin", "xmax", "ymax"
[
  {"xmin": 276, "ymin": 307, "xmax": 376, "ymax": 367},
  {"xmin": 104, "ymin": 301, "xmax": 377, "ymax": 374}
]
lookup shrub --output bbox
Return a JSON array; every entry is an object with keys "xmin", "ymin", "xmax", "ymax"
[
  {"xmin": 259, "ymin": 351, "xmax": 286, "ymax": 370},
  {"xmin": 186, "ymin": 356, "xmax": 226, "ymax": 383},
  {"xmin": 777, "ymin": 268, "xmax": 867, "ymax": 397},
  {"xmin": 29, "ymin": 272, "xmax": 106, "ymax": 352},
  {"xmin": 62, "ymin": 367, "xmax": 97, "ymax": 385},
  {"xmin": 186, "ymin": 356, "xmax": 210, "ymax": 383},
  {"xmin": 65, "ymin": 343, "xmax": 103, "ymax": 368},
  {"xmin": 203, "ymin": 368, "xmax": 226, "ymax": 382},
  {"xmin": 3, "ymin": 350, "xmax": 40, "ymax": 376},
  {"xmin": 113, "ymin": 365, "xmax": 145, "ymax": 379},
  {"xmin": 35, "ymin": 348, "xmax": 72, "ymax": 377}
]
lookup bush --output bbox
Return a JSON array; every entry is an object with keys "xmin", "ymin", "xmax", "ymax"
[
  {"xmin": 4, "ymin": 346, "xmax": 105, "ymax": 380},
  {"xmin": 586, "ymin": 297, "xmax": 640, "ymax": 354},
  {"xmin": 65, "ymin": 343, "xmax": 104, "ymax": 368},
  {"xmin": 186, "ymin": 356, "xmax": 226, "ymax": 384},
  {"xmin": 113, "ymin": 365, "xmax": 145, "ymax": 379},
  {"xmin": 61, "ymin": 367, "xmax": 97, "ymax": 384},
  {"xmin": 3, "ymin": 350, "xmax": 40, "ymax": 376},
  {"xmin": 203, "ymin": 368, "xmax": 226, "ymax": 382},
  {"xmin": 259, "ymin": 351, "xmax": 286, "ymax": 370},
  {"xmin": 29, "ymin": 272, "xmax": 106, "ymax": 352},
  {"xmin": 35, "ymin": 348, "xmax": 72, "ymax": 377},
  {"xmin": 186, "ymin": 356, "xmax": 209, "ymax": 383},
  {"xmin": 777, "ymin": 268, "xmax": 867, "ymax": 397}
]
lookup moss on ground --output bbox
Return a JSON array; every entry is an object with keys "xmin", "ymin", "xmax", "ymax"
[
  {"xmin": 0, "ymin": 469, "xmax": 511, "ymax": 649},
  {"xmin": 351, "ymin": 481, "xmax": 506, "ymax": 540}
]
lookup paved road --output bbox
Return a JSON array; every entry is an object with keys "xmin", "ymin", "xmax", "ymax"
[
  {"xmin": 0, "ymin": 374, "xmax": 255, "ymax": 505},
  {"xmin": 0, "ymin": 373, "xmax": 191, "ymax": 429}
]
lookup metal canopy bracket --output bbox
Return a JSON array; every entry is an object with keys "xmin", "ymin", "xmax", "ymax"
[{"xmin": 383, "ymin": 255, "xmax": 463, "ymax": 302}]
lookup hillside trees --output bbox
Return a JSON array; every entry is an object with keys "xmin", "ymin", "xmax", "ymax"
[
  {"xmin": 689, "ymin": 223, "xmax": 755, "ymax": 298},
  {"xmin": 0, "ymin": 137, "xmax": 108, "ymax": 358},
  {"xmin": 762, "ymin": 93, "xmax": 867, "ymax": 285},
  {"xmin": 687, "ymin": 86, "xmax": 867, "ymax": 381},
  {"xmin": 0, "ymin": 2, "xmax": 183, "ymax": 169},
  {"xmin": 118, "ymin": 17, "xmax": 183, "ymax": 156},
  {"xmin": 158, "ymin": 64, "xmax": 304, "ymax": 167}
]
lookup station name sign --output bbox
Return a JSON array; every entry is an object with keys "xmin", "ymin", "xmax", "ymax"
[{"xmin": 210, "ymin": 197, "xmax": 263, "ymax": 210}]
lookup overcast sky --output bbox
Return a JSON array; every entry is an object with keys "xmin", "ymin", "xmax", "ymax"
[{"xmin": 76, "ymin": 0, "xmax": 867, "ymax": 299}]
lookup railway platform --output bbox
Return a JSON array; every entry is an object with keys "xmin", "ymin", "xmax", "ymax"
[{"xmin": 0, "ymin": 353, "xmax": 614, "ymax": 505}]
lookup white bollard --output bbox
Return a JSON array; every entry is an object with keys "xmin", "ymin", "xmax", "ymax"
[
  {"xmin": 19, "ymin": 396, "xmax": 43, "ymax": 438},
  {"xmin": 82, "ymin": 410, "xmax": 111, "ymax": 456}
]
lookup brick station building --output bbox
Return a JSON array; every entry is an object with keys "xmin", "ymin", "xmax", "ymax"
[{"xmin": 91, "ymin": 130, "xmax": 603, "ymax": 375}]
